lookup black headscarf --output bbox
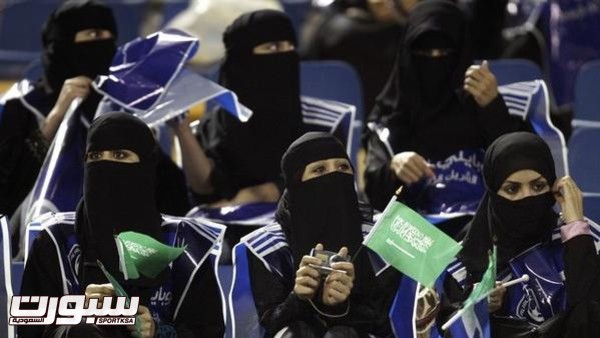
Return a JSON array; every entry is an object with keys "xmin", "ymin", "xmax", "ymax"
[
  {"xmin": 367, "ymin": 0, "xmax": 479, "ymax": 159},
  {"xmin": 277, "ymin": 132, "xmax": 374, "ymax": 293},
  {"xmin": 460, "ymin": 132, "xmax": 559, "ymax": 280},
  {"xmin": 76, "ymin": 112, "xmax": 163, "ymax": 294},
  {"xmin": 208, "ymin": 10, "xmax": 303, "ymax": 193},
  {"xmin": 42, "ymin": 0, "xmax": 117, "ymax": 92}
]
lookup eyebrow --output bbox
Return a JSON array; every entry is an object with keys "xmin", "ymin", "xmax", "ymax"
[{"xmin": 504, "ymin": 175, "xmax": 545, "ymax": 185}]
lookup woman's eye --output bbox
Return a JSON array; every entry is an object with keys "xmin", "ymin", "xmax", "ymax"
[
  {"xmin": 532, "ymin": 182, "xmax": 548, "ymax": 192},
  {"xmin": 87, "ymin": 152, "xmax": 101, "ymax": 160},
  {"xmin": 113, "ymin": 151, "xmax": 126, "ymax": 160},
  {"xmin": 503, "ymin": 184, "xmax": 519, "ymax": 195},
  {"xmin": 338, "ymin": 163, "xmax": 350, "ymax": 171},
  {"xmin": 312, "ymin": 166, "xmax": 326, "ymax": 174}
]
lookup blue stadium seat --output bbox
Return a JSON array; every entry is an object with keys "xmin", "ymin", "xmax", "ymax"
[
  {"xmin": 573, "ymin": 59, "xmax": 600, "ymax": 129},
  {"xmin": 569, "ymin": 128, "xmax": 600, "ymax": 193},
  {"xmin": 584, "ymin": 196, "xmax": 600, "ymax": 224},
  {"xmin": 0, "ymin": 216, "xmax": 15, "ymax": 338},
  {"xmin": 300, "ymin": 61, "xmax": 364, "ymax": 166},
  {"xmin": 488, "ymin": 59, "xmax": 543, "ymax": 86}
]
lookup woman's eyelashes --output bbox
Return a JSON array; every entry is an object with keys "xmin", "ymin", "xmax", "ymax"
[
  {"xmin": 311, "ymin": 165, "xmax": 326, "ymax": 175},
  {"xmin": 112, "ymin": 150, "xmax": 128, "ymax": 160},
  {"xmin": 532, "ymin": 180, "xmax": 549, "ymax": 192},
  {"xmin": 502, "ymin": 180, "xmax": 549, "ymax": 196},
  {"xmin": 87, "ymin": 151, "xmax": 102, "ymax": 162},
  {"xmin": 502, "ymin": 183, "xmax": 519, "ymax": 195}
]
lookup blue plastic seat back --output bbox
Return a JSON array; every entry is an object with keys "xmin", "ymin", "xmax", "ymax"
[
  {"xmin": 583, "ymin": 196, "xmax": 600, "ymax": 224},
  {"xmin": 488, "ymin": 59, "xmax": 543, "ymax": 86},
  {"xmin": 300, "ymin": 61, "xmax": 364, "ymax": 166},
  {"xmin": 0, "ymin": 216, "xmax": 15, "ymax": 338},
  {"xmin": 569, "ymin": 128, "xmax": 600, "ymax": 193},
  {"xmin": 573, "ymin": 60, "xmax": 600, "ymax": 129}
]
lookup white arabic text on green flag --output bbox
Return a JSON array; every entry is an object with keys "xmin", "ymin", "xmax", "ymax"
[
  {"xmin": 363, "ymin": 196, "xmax": 462, "ymax": 288},
  {"xmin": 115, "ymin": 231, "xmax": 186, "ymax": 280}
]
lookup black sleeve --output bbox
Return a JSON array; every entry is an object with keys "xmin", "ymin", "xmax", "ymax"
[
  {"xmin": 0, "ymin": 99, "xmax": 49, "ymax": 217},
  {"xmin": 174, "ymin": 261, "xmax": 225, "ymax": 338},
  {"xmin": 17, "ymin": 231, "xmax": 64, "ymax": 338},
  {"xmin": 363, "ymin": 132, "xmax": 401, "ymax": 212},
  {"xmin": 193, "ymin": 115, "xmax": 238, "ymax": 202},
  {"xmin": 474, "ymin": 94, "xmax": 532, "ymax": 147},
  {"xmin": 155, "ymin": 152, "xmax": 190, "ymax": 216},
  {"xmin": 248, "ymin": 251, "xmax": 315, "ymax": 337},
  {"xmin": 563, "ymin": 235, "xmax": 600, "ymax": 306}
]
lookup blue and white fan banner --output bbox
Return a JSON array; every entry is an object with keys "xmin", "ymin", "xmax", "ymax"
[{"xmin": 94, "ymin": 28, "xmax": 252, "ymax": 127}]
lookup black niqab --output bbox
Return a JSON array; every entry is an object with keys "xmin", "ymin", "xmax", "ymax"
[
  {"xmin": 76, "ymin": 112, "xmax": 163, "ymax": 292},
  {"xmin": 211, "ymin": 10, "xmax": 303, "ymax": 190},
  {"xmin": 460, "ymin": 132, "xmax": 558, "ymax": 280},
  {"xmin": 277, "ymin": 132, "xmax": 374, "ymax": 294},
  {"xmin": 368, "ymin": 0, "xmax": 476, "ymax": 159},
  {"xmin": 42, "ymin": 0, "xmax": 117, "ymax": 92}
]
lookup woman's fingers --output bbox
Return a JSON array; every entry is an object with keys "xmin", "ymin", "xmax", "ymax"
[
  {"xmin": 296, "ymin": 275, "xmax": 320, "ymax": 289},
  {"xmin": 555, "ymin": 176, "xmax": 584, "ymax": 223}
]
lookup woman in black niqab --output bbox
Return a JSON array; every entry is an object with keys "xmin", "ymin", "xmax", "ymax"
[
  {"xmin": 0, "ymin": 0, "xmax": 118, "ymax": 218},
  {"xmin": 249, "ymin": 132, "xmax": 392, "ymax": 338},
  {"xmin": 76, "ymin": 112, "xmax": 164, "ymax": 299},
  {"xmin": 363, "ymin": 0, "xmax": 528, "ymax": 212},
  {"xmin": 193, "ymin": 10, "xmax": 304, "ymax": 203},
  {"xmin": 450, "ymin": 132, "xmax": 600, "ymax": 338},
  {"xmin": 460, "ymin": 132, "xmax": 558, "ymax": 281}
]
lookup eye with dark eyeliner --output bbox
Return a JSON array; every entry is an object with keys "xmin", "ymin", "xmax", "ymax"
[
  {"xmin": 311, "ymin": 164, "xmax": 326, "ymax": 175},
  {"xmin": 532, "ymin": 180, "xmax": 548, "ymax": 192},
  {"xmin": 112, "ymin": 150, "xmax": 127, "ymax": 160},
  {"xmin": 87, "ymin": 151, "xmax": 102, "ymax": 161},
  {"xmin": 502, "ymin": 183, "xmax": 520, "ymax": 195}
]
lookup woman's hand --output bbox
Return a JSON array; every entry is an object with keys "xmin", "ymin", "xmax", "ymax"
[
  {"xmin": 554, "ymin": 176, "xmax": 584, "ymax": 224},
  {"xmin": 390, "ymin": 151, "xmax": 435, "ymax": 184},
  {"xmin": 42, "ymin": 76, "xmax": 92, "ymax": 140},
  {"xmin": 322, "ymin": 247, "xmax": 355, "ymax": 306},
  {"xmin": 294, "ymin": 244, "xmax": 323, "ymax": 300},
  {"xmin": 127, "ymin": 305, "xmax": 155, "ymax": 338},
  {"xmin": 84, "ymin": 283, "xmax": 115, "ymax": 308},
  {"xmin": 464, "ymin": 61, "xmax": 499, "ymax": 108},
  {"xmin": 488, "ymin": 282, "xmax": 506, "ymax": 313}
]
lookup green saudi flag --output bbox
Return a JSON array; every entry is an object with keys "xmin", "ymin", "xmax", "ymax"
[
  {"xmin": 465, "ymin": 246, "xmax": 497, "ymax": 307},
  {"xmin": 363, "ymin": 197, "xmax": 462, "ymax": 288},
  {"xmin": 115, "ymin": 231, "xmax": 185, "ymax": 280}
]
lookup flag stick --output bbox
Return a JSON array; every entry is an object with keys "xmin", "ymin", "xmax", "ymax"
[
  {"xmin": 353, "ymin": 186, "xmax": 404, "ymax": 263},
  {"xmin": 441, "ymin": 274, "xmax": 530, "ymax": 331},
  {"xmin": 501, "ymin": 274, "xmax": 529, "ymax": 288},
  {"xmin": 441, "ymin": 287, "xmax": 496, "ymax": 331}
]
